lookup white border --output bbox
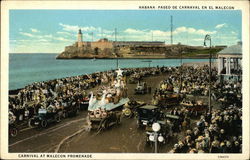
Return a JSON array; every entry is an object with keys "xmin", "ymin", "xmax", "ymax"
[{"xmin": 1, "ymin": 1, "xmax": 249, "ymax": 160}]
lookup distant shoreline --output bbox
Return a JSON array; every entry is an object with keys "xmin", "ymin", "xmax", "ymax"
[
  {"xmin": 56, "ymin": 57, "xmax": 217, "ymax": 60},
  {"xmin": 9, "ymin": 53, "xmax": 217, "ymax": 60}
]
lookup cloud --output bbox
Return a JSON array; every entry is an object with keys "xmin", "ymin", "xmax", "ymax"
[
  {"xmin": 124, "ymin": 28, "xmax": 147, "ymax": 35},
  {"xmin": 59, "ymin": 23, "xmax": 112, "ymax": 34},
  {"xmin": 57, "ymin": 31, "xmax": 74, "ymax": 36},
  {"xmin": 59, "ymin": 23, "xmax": 79, "ymax": 32},
  {"xmin": 173, "ymin": 27, "xmax": 216, "ymax": 35},
  {"xmin": 44, "ymin": 34, "xmax": 53, "ymax": 38},
  {"xmin": 54, "ymin": 37, "xmax": 71, "ymax": 41},
  {"xmin": 231, "ymin": 31, "xmax": 237, "ymax": 35},
  {"xmin": 19, "ymin": 32, "xmax": 34, "ymax": 37},
  {"xmin": 30, "ymin": 28, "xmax": 40, "ymax": 33},
  {"xmin": 215, "ymin": 23, "xmax": 227, "ymax": 29},
  {"xmin": 19, "ymin": 30, "xmax": 73, "ymax": 43}
]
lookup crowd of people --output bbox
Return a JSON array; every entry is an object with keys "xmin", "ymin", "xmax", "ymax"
[
  {"xmin": 153, "ymin": 65, "xmax": 218, "ymax": 98},
  {"xmin": 164, "ymin": 66, "xmax": 243, "ymax": 153},
  {"xmin": 9, "ymin": 71, "xmax": 111, "ymax": 124},
  {"xmin": 170, "ymin": 105, "xmax": 242, "ymax": 153}
]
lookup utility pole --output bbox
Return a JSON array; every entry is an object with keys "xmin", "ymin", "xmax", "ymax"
[
  {"xmin": 204, "ymin": 34, "xmax": 212, "ymax": 114},
  {"xmin": 115, "ymin": 28, "xmax": 117, "ymax": 42},
  {"xmin": 170, "ymin": 15, "xmax": 173, "ymax": 45},
  {"xmin": 101, "ymin": 28, "xmax": 103, "ymax": 38},
  {"xmin": 151, "ymin": 31, "xmax": 154, "ymax": 41},
  {"xmin": 91, "ymin": 32, "xmax": 94, "ymax": 42},
  {"xmin": 115, "ymin": 28, "xmax": 118, "ymax": 69}
]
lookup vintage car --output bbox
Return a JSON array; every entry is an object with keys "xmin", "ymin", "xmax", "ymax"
[
  {"xmin": 88, "ymin": 110, "xmax": 122, "ymax": 131},
  {"xmin": 181, "ymin": 99, "xmax": 208, "ymax": 116},
  {"xmin": 145, "ymin": 114, "xmax": 179, "ymax": 146},
  {"xmin": 134, "ymin": 82, "xmax": 148, "ymax": 94},
  {"xmin": 62, "ymin": 101, "xmax": 80, "ymax": 118},
  {"xmin": 122, "ymin": 100, "xmax": 145, "ymax": 118},
  {"xmin": 128, "ymin": 77, "xmax": 137, "ymax": 84},
  {"xmin": 128, "ymin": 74, "xmax": 142, "ymax": 84},
  {"xmin": 157, "ymin": 92, "xmax": 182, "ymax": 107},
  {"xmin": 80, "ymin": 96, "xmax": 89, "ymax": 110},
  {"xmin": 28, "ymin": 108, "xmax": 61, "ymax": 128},
  {"xmin": 136, "ymin": 105, "xmax": 164, "ymax": 128}
]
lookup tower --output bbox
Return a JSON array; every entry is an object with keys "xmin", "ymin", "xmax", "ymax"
[{"xmin": 78, "ymin": 29, "xmax": 83, "ymax": 47}]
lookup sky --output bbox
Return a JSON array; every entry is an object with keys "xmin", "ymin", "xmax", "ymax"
[{"xmin": 9, "ymin": 10, "xmax": 242, "ymax": 53}]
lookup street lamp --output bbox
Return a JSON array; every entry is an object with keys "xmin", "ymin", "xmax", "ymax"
[
  {"xmin": 148, "ymin": 122, "xmax": 164, "ymax": 153},
  {"xmin": 204, "ymin": 34, "xmax": 212, "ymax": 114}
]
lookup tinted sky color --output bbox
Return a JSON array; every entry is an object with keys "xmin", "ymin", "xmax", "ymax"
[{"xmin": 10, "ymin": 10, "xmax": 242, "ymax": 53}]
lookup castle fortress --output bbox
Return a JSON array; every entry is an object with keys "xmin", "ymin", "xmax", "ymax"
[
  {"xmin": 63, "ymin": 29, "xmax": 166, "ymax": 56},
  {"xmin": 57, "ymin": 29, "xmax": 223, "ymax": 59},
  {"xmin": 76, "ymin": 29, "xmax": 165, "ymax": 49}
]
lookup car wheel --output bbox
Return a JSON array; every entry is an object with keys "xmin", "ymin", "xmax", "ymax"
[
  {"xmin": 28, "ymin": 119, "xmax": 33, "ymax": 128},
  {"xmin": 56, "ymin": 115, "xmax": 61, "ymax": 123},
  {"xmin": 41, "ymin": 120, "xmax": 48, "ymax": 128},
  {"xmin": 101, "ymin": 120, "xmax": 108, "ymax": 129},
  {"xmin": 63, "ymin": 112, "xmax": 68, "ymax": 119},
  {"xmin": 10, "ymin": 127, "xmax": 18, "ymax": 137},
  {"xmin": 76, "ymin": 109, "xmax": 80, "ymax": 115}
]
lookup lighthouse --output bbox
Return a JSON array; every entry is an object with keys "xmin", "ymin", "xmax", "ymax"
[{"xmin": 78, "ymin": 29, "xmax": 83, "ymax": 48}]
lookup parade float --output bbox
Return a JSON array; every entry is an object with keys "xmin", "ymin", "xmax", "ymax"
[{"xmin": 87, "ymin": 68, "xmax": 129, "ymax": 131}]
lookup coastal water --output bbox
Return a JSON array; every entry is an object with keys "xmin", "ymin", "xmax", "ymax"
[{"xmin": 9, "ymin": 53, "xmax": 210, "ymax": 90}]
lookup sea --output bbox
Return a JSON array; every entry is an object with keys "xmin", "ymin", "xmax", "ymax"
[{"xmin": 9, "ymin": 53, "xmax": 211, "ymax": 90}]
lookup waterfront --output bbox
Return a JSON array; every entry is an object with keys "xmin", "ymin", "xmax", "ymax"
[
  {"xmin": 9, "ymin": 53, "xmax": 211, "ymax": 90},
  {"xmin": 8, "ymin": 66, "xmax": 242, "ymax": 153}
]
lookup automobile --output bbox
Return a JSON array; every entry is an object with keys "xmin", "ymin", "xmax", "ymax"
[
  {"xmin": 62, "ymin": 100, "xmax": 80, "ymax": 118},
  {"xmin": 28, "ymin": 108, "xmax": 61, "ymax": 128},
  {"xmin": 145, "ymin": 114, "xmax": 179, "ymax": 146},
  {"xmin": 181, "ymin": 99, "xmax": 208, "ymax": 116},
  {"xmin": 80, "ymin": 96, "xmax": 89, "ymax": 110},
  {"xmin": 122, "ymin": 100, "xmax": 145, "ymax": 118},
  {"xmin": 157, "ymin": 92, "xmax": 182, "ymax": 107},
  {"xmin": 88, "ymin": 110, "xmax": 122, "ymax": 131},
  {"xmin": 136, "ymin": 105, "xmax": 164, "ymax": 128},
  {"xmin": 128, "ymin": 76, "xmax": 138, "ymax": 84},
  {"xmin": 134, "ymin": 82, "xmax": 148, "ymax": 94}
]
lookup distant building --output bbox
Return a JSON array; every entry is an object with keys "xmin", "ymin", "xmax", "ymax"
[
  {"xmin": 217, "ymin": 42, "xmax": 242, "ymax": 79},
  {"xmin": 76, "ymin": 29, "xmax": 165, "ymax": 50},
  {"xmin": 78, "ymin": 29, "xmax": 83, "ymax": 48}
]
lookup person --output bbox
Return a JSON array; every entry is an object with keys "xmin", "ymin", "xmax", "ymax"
[
  {"xmin": 9, "ymin": 110, "xmax": 16, "ymax": 124},
  {"xmin": 210, "ymin": 140, "xmax": 220, "ymax": 153},
  {"xmin": 231, "ymin": 141, "xmax": 240, "ymax": 153}
]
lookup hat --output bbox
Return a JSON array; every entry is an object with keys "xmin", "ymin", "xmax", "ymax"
[
  {"xmin": 220, "ymin": 129, "xmax": 225, "ymax": 134},
  {"xmin": 198, "ymin": 149, "xmax": 204, "ymax": 153},
  {"xmin": 226, "ymin": 141, "xmax": 231, "ymax": 147},
  {"xmin": 220, "ymin": 142, "xmax": 225, "ymax": 147},
  {"xmin": 197, "ymin": 136, "xmax": 204, "ymax": 141},
  {"xmin": 235, "ymin": 141, "xmax": 239, "ymax": 145},
  {"xmin": 174, "ymin": 144, "xmax": 179, "ymax": 148}
]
